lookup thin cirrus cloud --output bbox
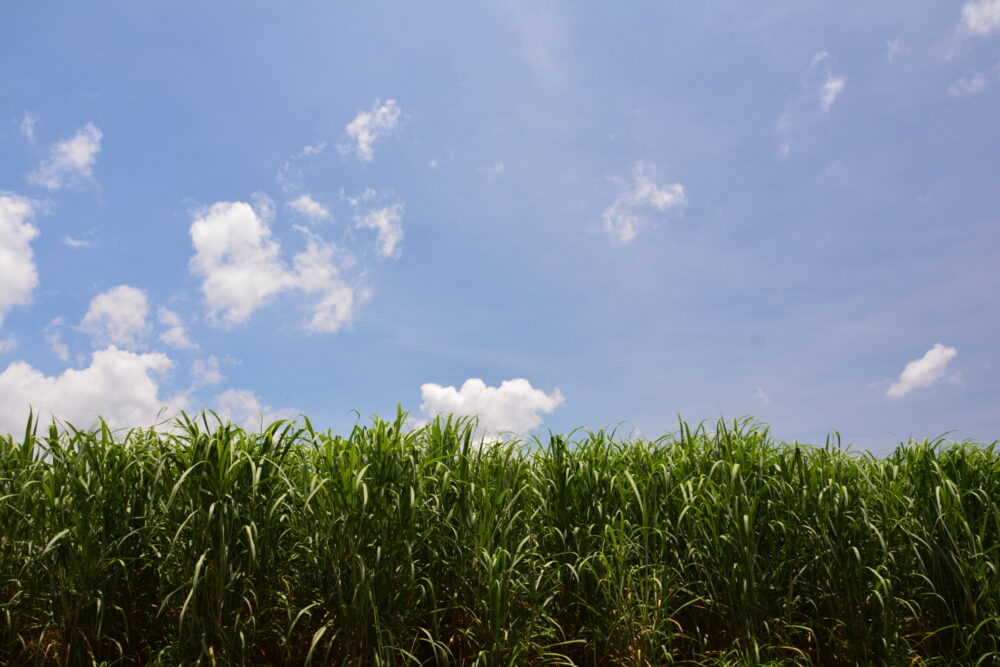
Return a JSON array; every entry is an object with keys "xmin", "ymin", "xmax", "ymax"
[
  {"xmin": 0, "ymin": 345, "xmax": 184, "ymax": 433},
  {"xmin": 28, "ymin": 123, "xmax": 103, "ymax": 190},
  {"xmin": 948, "ymin": 64, "xmax": 1000, "ymax": 96},
  {"xmin": 962, "ymin": 0, "xmax": 1000, "ymax": 34},
  {"xmin": 79, "ymin": 285, "xmax": 150, "ymax": 349},
  {"xmin": 0, "ymin": 193, "xmax": 39, "ymax": 327},
  {"xmin": 189, "ymin": 200, "xmax": 358, "ymax": 332},
  {"xmin": 819, "ymin": 76, "xmax": 846, "ymax": 111},
  {"xmin": 19, "ymin": 111, "xmax": 39, "ymax": 141},
  {"xmin": 419, "ymin": 378, "xmax": 565, "ymax": 437},
  {"xmin": 887, "ymin": 343, "xmax": 959, "ymax": 399},
  {"xmin": 601, "ymin": 161, "xmax": 687, "ymax": 244},
  {"xmin": 339, "ymin": 99, "xmax": 401, "ymax": 163}
]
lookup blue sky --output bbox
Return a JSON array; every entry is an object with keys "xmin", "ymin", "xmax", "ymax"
[{"xmin": 1, "ymin": 2, "xmax": 998, "ymax": 452}]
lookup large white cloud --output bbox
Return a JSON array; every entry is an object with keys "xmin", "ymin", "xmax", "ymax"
[
  {"xmin": 887, "ymin": 343, "xmax": 959, "ymax": 399},
  {"xmin": 28, "ymin": 123, "xmax": 103, "ymax": 190},
  {"xmin": 189, "ymin": 201, "xmax": 357, "ymax": 332},
  {"xmin": 79, "ymin": 285, "xmax": 150, "ymax": 349},
  {"xmin": 602, "ymin": 161, "xmax": 687, "ymax": 244},
  {"xmin": 0, "ymin": 194, "xmax": 39, "ymax": 326},
  {"xmin": 339, "ymin": 99, "xmax": 401, "ymax": 163},
  {"xmin": 963, "ymin": 0, "xmax": 1000, "ymax": 34},
  {"xmin": 420, "ymin": 378, "xmax": 565, "ymax": 437},
  {"xmin": 0, "ymin": 346, "xmax": 183, "ymax": 433}
]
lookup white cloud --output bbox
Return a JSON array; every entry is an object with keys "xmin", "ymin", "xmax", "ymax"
[
  {"xmin": 288, "ymin": 194, "xmax": 331, "ymax": 222},
  {"xmin": 79, "ymin": 285, "xmax": 150, "ymax": 349},
  {"xmin": 20, "ymin": 112, "xmax": 39, "ymax": 141},
  {"xmin": 479, "ymin": 161, "xmax": 506, "ymax": 180},
  {"xmin": 191, "ymin": 355, "xmax": 224, "ymax": 386},
  {"xmin": 0, "ymin": 346, "xmax": 183, "ymax": 433},
  {"xmin": 157, "ymin": 307, "xmax": 196, "ymax": 349},
  {"xmin": 45, "ymin": 318, "xmax": 70, "ymax": 362},
  {"xmin": 755, "ymin": 386, "xmax": 772, "ymax": 405},
  {"xmin": 887, "ymin": 343, "xmax": 959, "ymax": 398},
  {"xmin": 189, "ymin": 201, "xmax": 358, "ymax": 332},
  {"xmin": 602, "ymin": 161, "xmax": 687, "ymax": 244},
  {"xmin": 949, "ymin": 72, "xmax": 989, "ymax": 96},
  {"xmin": 419, "ymin": 377, "xmax": 565, "ymax": 437},
  {"xmin": 820, "ymin": 76, "xmax": 846, "ymax": 111},
  {"xmin": 211, "ymin": 388, "xmax": 295, "ymax": 430},
  {"xmin": 0, "ymin": 193, "xmax": 39, "ymax": 326},
  {"xmin": 28, "ymin": 123, "xmax": 102, "ymax": 190},
  {"xmin": 355, "ymin": 203, "xmax": 404, "ymax": 259},
  {"xmin": 61, "ymin": 236, "xmax": 95, "ymax": 248},
  {"xmin": 962, "ymin": 0, "xmax": 1000, "ymax": 34},
  {"xmin": 339, "ymin": 99, "xmax": 401, "ymax": 163},
  {"xmin": 0, "ymin": 337, "xmax": 16, "ymax": 354},
  {"xmin": 886, "ymin": 38, "xmax": 904, "ymax": 62}
]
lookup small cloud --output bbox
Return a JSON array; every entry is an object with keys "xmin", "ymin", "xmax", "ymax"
[
  {"xmin": 886, "ymin": 38, "xmax": 904, "ymax": 62},
  {"xmin": 602, "ymin": 160, "xmax": 687, "ymax": 244},
  {"xmin": 887, "ymin": 343, "xmax": 959, "ymax": 398},
  {"xmin": 354, "ymin": 201, "xmax": 404, "ymax": 259},
  {"xmin": 962, "ymin": 0, "xmax": 1000, "ymax": 34},
  {"xmin": 949, "ymin": 72, "xmax": 989, "ymax": 96},
  {"xmin": 0, "ymin": 336, "xmax": 17, "ymax": 354},
  {"xmin": 210, "ymin": 388, "xmax": 295, "ymax": 429},
  {"xmin": 820, "ymin": 76, "xmax": 846, "ymax": 111},
  {"xmin": 157, "ymin": 307, "xmax": 196, "ymax": 349},
  {"xmin": 288, "ymin": 194, "xmax": 332, "ymax": 222},
  {"xmin": 19, "ymin": 112, "xmax": 39, "ymax": 141},
  {"xmin": 61, "ymin": 236, "xmax": 95, "ymax": 248},
  {"xmin": 420, "ymin": 377, "xmax": 565, "ymax": 438},
  {"xmin": 79, "ymin": 285, "xmax": 150, "ymax": 350},
  {"xmin": 339, "ymin": 99, "xmax": 401, "ymax": 163},
  {"xmin": 810, "ymin": 50, "xmax": 831, "ymax": 67},
  {"xmin": 45, "ymin": 318, "xmax": 70, "ymax": 362},
  {"xmin": 28, "ymin": 123, "xmax": 103, "ymax": 190},
  {"xmin": 428, "ymin": 159, "xmax": 439, "ymax": 168},
  {"xmin": 755, "ymin": 386, "xmax": 772, "ymax": 405},
  {"xmin": 191, "ymin": 355, "xmax": 224, "ymax": 386},
  {"xmin": 479, "ymin": 161, "xmax": 506, "ymax": 180}
]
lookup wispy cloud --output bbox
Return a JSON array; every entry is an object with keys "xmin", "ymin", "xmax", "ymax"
[
  {"xmin": 602, "ymin": 161, "xmax": 687, "ymax": 244},
  {"xmin": 962, "ymin": 0, "xmax": 1000, "ymax": 34},
  {"xmin": 28, "ymin": 123, "xmax": 103, "ymax": 190},
  {"xmin": 288, "ymin": 194, "xmax": 331, "ymax": 222},
  {"xmin": 339, "ymin": 99, "xmax": 401, "ymax": 163},
  {"xmin": 19, "ymin": 111, "xmax": 39, "ymax": 141}
]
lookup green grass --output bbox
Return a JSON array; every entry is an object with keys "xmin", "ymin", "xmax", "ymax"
[{"xmin": 1, "ymin": 409, "xmax": 998, "ymax": 665}]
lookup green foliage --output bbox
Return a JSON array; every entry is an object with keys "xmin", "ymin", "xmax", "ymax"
[{"xmin": 1, "ymin": 410, "xmax": 998, "ymax": 665}]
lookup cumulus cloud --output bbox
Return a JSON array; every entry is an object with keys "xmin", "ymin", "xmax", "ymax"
[
  {"xmin": 288, "ymin": 194, "xmax": 331, "ymax": 222},
  {"xmin": 189, "ymin": 200, "xmax": 357, "ymax": 332},
  {"xmin": 0, "ymin": 346, "xmax": 182, "ymax": 434},
  {"xmin": 157, "ymin": 307, "xmax": 196, "ymax": 349},
  {"xmin": 28, "ymin": 123, "xmax": 102, "ymax": 190},
  {"xmin": 0, "ymin": 193, "xmax": 39, "ymax": 326},
  {"xmin": 20, "ymin": 112, "xmax": 39, "ymax": 141},
  {"xmin": 420, "ymin": 378, "xmax": 565, "ymax": 437},
  {"xmin": 820, "ymin": 76, "xmax": 846, "ymax": 111},
  {"xmin": 602, "ymin": 161, "xmax": 687, "ymax": 244},
  {"xmin": 339, "ymin": 99, "xmax": 401, "ymax": 163},
  {"xmin": 887, "ymin": 343, "xmax": 959, "ymax": 398},
  {"xmin": 962, "ymin": 0, "xmax": 1000, "ymax": 34},
  {"xmin": 210, "ymin": 388, "xmax": 295, "ymax": 429},
  {"xmin": 79, "ymin": 285, "xmax": 150, "ymax": 349}
]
